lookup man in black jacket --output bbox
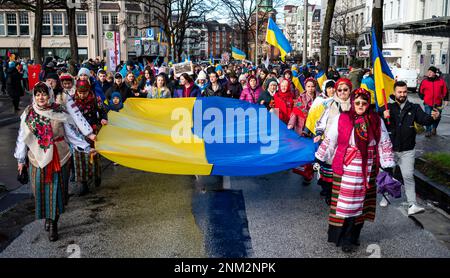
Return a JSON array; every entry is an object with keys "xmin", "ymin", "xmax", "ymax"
[
  {"xmin": 6, "ymin": 61, "xmax": 24, "ymax": 113},
  {"xmin": 380, "ymin": 81, "xmax": 439, "ymax": 216}
]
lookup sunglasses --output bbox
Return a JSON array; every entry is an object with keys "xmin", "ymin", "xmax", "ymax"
[
  {"xmin": 337, "ymin": 88, "xmax": 349, "ymax": 92},
  {"xmin": 354, "ymin": 101, "xmax": 368, "ymax": 106}
]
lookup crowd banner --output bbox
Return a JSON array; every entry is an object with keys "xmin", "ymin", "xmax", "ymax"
[
  {"xmin": 96, "ymin": 97, "xmax": 317, "ymax": 176},
  {"xmin": 173, "ymin": 61, "xmax": 193, "ymax": 77},
  {"xmin": 28, "ymin": 64, "xmax": 41, "ymax": 91}
]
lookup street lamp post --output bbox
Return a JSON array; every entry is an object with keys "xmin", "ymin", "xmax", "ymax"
[
  {"xmin": 303, "ymin": 0, "xmax": 308, "ymax": 65},
  {"xmin": 255, "ymin": 2, "xmax": 259, "ymax": 66}
]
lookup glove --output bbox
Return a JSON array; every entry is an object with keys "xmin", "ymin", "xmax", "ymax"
[{"xmin": 382, "ymin": 167, "xmax": 394, "ymax": 175}]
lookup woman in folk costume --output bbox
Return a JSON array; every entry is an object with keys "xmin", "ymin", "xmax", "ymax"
[
  {"xmin": 311, "ymin": 78, "xmax": 353, "ymax": 205},
  {"xmin": 273, "ymin": 78, "xmax": 295, "ymax": 124},
  {"xmin": 14, "ymin": 82, "xmax": 92, "ymax": 241},
  {"xmin": 73, "ymin": 80, "xmax": 108, "ymax": 195},
  {"xmin": 315, "ymin": 88, "xmax": 395, "ymax": 253},
  {"xmin": 288, "ymin": 77, "xmax": 317, "ymax": 185}
]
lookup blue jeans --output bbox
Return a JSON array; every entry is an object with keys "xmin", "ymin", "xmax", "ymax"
[{"xmin": 424, "ymin": 104, "xmax": 441, "ymax": 132}]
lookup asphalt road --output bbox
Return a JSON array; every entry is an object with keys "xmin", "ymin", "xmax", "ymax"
[{"xmin": 1, "ymin": 163, "xmax": 449, "ymax": 258}]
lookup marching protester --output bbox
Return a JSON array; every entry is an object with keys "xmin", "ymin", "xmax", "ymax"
[
  {"xmin": 73, "ymin": 80, "xmax": 108, "ymax": 195},
  {"xmin": 92, "ymin": 69, "xmax": 112, "ymax": 102},
  {"xmin": 258, "ymin": 77, "xmax": 278, "ymax": 110},
  {"xmin": 173, "ymin": 73, "xmax": 201, "ymax": 98},
  {"xmin": 288, "ymin": 77, "xmax": 317, "ymax": 186},
  {"xmin": 225, "ymin": 71, "xmax": 242, "ymax": 99},
  {"xmin": 106, "ymin": 92, "xmax": 124, "ymax": 112},
  {"xmin": 379, "ymin": 81, "xmax": 440, "ymax": 215},
  {"xmin": 138, "ymin": 67, "xmax": 156, "ymax": 97},
  {"xmin": 147, "ymin": 73, "xmax": 171, "ymax": 99},
  {"xmin": 274, "ymin": 78, "xmax": 295, "ymax": 123},
  {"xmin": 315, "ymin": 88, "xmax": 395, "ymax": 253},
  {"xmin": 6, "ymin": 61, "xmax": 24, "ymax": 113},
  {"xmin": 195, "ymin": 71, "xmax": 209, "ymax": 96},
  {"xmin": 312, "ymin": 78, "xmax": 353, "ymax": 204},
  {"xmin": 418, "ymin": 66, "xmax": 448, "ymax": 137},
  {"xmin": 14, "ymin": 82, "xmax": 93, "ymax": 241},
  {"xmin": 204, "ymin": 72, "xmax": 226, "ymax": 97},
  {"xmin": 105, "ymin": 72, "xmax": 132, "ymax": 102},
  {"xmin": 240, "ymin": 75, "xmax": 262, "ymax": 103}
]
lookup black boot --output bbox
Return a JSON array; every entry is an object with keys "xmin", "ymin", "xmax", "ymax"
[
  {"xmin": 44, "ymin": 219, "xmax": 50, "ymax": 231},
  {"xmin": 78, "ymin": 181, "xmax": 89, "ymax": 196},
  {"xmin": 48, "ymin": 220, "xmax": 58, "ymax": 242},
  {"xmin": 95, "ymin": 178, "xmax": 101, "ymax": 187}
]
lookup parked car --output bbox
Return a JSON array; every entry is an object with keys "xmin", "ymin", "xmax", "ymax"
[
  {"xmin": 337, "ymin": 67, "xmax": 350, "ymax": 77},
  {"xmin": 391, "ymin": 68, "xmax": 419, "ymax": 93}
]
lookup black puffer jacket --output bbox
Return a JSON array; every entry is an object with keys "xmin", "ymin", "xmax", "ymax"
[
  {"xmin": 379, "ymin": 98, "xmax": 436, "ymax": 152},
  {"xmin": 6, "ymin": 67, "xmax": 23, "ymax": 97}
]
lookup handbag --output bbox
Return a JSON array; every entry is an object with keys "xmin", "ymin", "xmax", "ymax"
[{"xmin": 17, "ymin": 165, "xmax": 29, "ymax": 185}]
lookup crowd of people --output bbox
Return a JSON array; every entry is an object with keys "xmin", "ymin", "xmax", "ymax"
[{"xmin": 5, "ymin": 54, "xmax": 447, "ymax": 253}]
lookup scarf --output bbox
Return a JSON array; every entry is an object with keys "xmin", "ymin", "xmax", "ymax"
[
  {"xmin": 74, "ymin": 90, "xmax": 96, "ymax": 115},
  {"xmin": 183, "ymin": 82, "xmax": 195, "ymax": 97},
  {"xmin": 293, "ymin": 91, "xmax": 315, "ymax": 117},
  {"xmin": 333, "ymin": 94, "xmax": 351, "ymax": 112}
]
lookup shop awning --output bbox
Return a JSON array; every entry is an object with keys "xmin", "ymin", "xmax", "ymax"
[{"xmin": 392, "ymin": 16, "xmax": 450, "ymax": 37}]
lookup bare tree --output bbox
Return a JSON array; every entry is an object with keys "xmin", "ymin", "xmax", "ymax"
[
  {"xmin": 320, "ymin": 0, "xmax": 336, "ymax": 71},
  {"xmin": 130, "ymin": 0, "xmax": 217, "ymax": 62},
  {"xmin": 220, "ymin": 0, "xmax": 285, "ymax": 59},
  {"xmin": 330, "ymin": 0, "xmax": 368, "ymax": 64},
  {"xmin": 0, "ymin": 0, "xmax": 83, "ymax": 65}
]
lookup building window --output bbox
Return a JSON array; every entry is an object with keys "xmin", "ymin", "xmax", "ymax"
[
  {"xmin": 6, "ymin": 13, "xmax": 17, "ymax": 36},
  {"xmin": 76, "ymin": 13, "xmax": 87, "ymax": 35},
  {"xmin": 111, "ymin": 14, "xmax": 118, "ymax": 25},
  {"xmin": 102, "ymin": 14, "xmax": 109, "ymax": 25},
  {"xmin": 52, "ymin": 13, "xmax": 63, "ymax": 36},
  {"xmin": 19, "ymin": 12, "xmax": 29, "ymax": 35},
  {"xmin": 0, "ymin": 14, "xmax": 5, "ymax": 36},
  {"xmin": 42, "ymin": 13, "xmax": 51, "ymax": 35}
]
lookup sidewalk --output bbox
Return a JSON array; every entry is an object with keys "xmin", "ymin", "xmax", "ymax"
[{"xmin": 0, "ymin": 94, "xmax": 31, "ymax": 127}]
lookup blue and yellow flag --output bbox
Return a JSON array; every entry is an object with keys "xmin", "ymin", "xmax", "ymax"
[
  {"xmin": 315, "ymin": 70, "xmax": 327, "ymax": 90},
  {"xmin": 209, "ymin": 51, "xmax": 213, "ymax": 65},
  {"xmin": 361, "ymin": 75, "xmax": 376, "ymax": 107},
  {"xmin": 292, "ymin": 70, "xmax": 304, "ymax": 94},
  {"xmin": 96, "ymin": 98, "xmax": 316, "ymax": 176},
  {"xmin": 266, "ymin": 18, "xmax": 292, "ymax": 60},
  {"xmin": 371, "ymin": 28, "xmax": 395, "ymax": 108},
  {"xmin": 231, "ymin": 46, "xmax": 246, "ymax": 60}
]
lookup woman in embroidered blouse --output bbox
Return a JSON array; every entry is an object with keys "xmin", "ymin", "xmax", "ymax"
[
  {"xmin": 315, "ymin": 88, "xmax": 395, "ymax": 253},
  {"xmin": 14, "ymin": 82, "xmax": 92, "ymax": 242}
]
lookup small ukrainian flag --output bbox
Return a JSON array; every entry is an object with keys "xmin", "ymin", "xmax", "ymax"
[
  {"xmin": 231, "ymin": 46, "xmax": 246, "ymax": 60},
  {"xmin": 315, "ymin": 70, "xmax": 327, "ymax": 89}
]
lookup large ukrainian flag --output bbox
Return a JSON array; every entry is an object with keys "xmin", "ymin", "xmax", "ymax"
[
  {"xmin": 231, "ymin": 46, "xmax": 246, "ymax": 60},
  {"xmin": 371, "ymin": 28, "xmax": 395, "ymax": 107},
  {"xmin": 266, "ymin": 18, "xmax": 293, "ymax": 60},
  {"xmin": 96, "ymin": 98, "xmax": 316, "ymax": 176}
]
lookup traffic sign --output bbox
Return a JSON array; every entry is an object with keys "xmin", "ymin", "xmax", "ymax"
[
  {"xmin": 333, "ymin": 46, "xmax": 349, "ymax": 56},
  {"xmin": 146, "ymin": 28, "xmax": 154, "ymax": 39}
]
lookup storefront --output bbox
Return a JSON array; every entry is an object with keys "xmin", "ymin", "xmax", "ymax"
[
  {"xmin": 42, "ymin": 48, "xmax": 88, "ymax": 62},
  {"xmin": 0, "ymin": 48, "xmax": 31, "ymax": 59}
]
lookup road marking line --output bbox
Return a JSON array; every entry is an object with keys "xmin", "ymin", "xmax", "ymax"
[{"xmin": 223, "ymin": 176, "xmax": 231, "ymax": 189}]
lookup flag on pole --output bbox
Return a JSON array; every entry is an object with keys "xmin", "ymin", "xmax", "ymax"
[
  {"xmin": 265, "ymin": 18, "xmax": 292, "ymax": 60},
  {"xmin": 371, "ymin": 28, "xmax": 395, "ymax": 109},
  {"xmin": 315, "ymin": 70, "xmax": 327, "ymax": 89},
  {"xmin": 231, "ymin": 46, "xmax": 246, "ymax": 60},
  {"xmin": 209, "ymin": 51, "xmax": 213, "ymax": 65},
  {"xmin": 158, "ymin": 26, "xmax": 164, "ymax": 43},
  {"xmin": 292, "ymin": 70, "xmax": 305, "ymax": 94}
]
